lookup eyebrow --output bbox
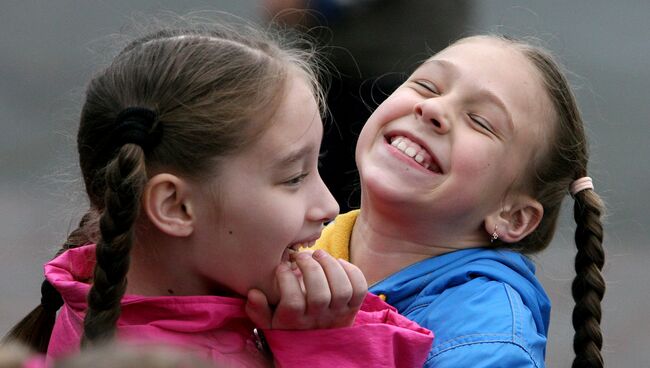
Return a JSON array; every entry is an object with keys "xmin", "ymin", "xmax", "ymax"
[
  {"xmin": 272, "ymin": 145, "xmax": 315, "ymax": 169},
  {"xmin": 423, "ymin": 59, "xmax": 515, "ymax": 133},
  {"xmin": 422, "ymin": 59, "xmax": 460, "ymax": 79},
  {"xmin": 473, "ymin": 87, "xmax": 515, "ymax": 134}
]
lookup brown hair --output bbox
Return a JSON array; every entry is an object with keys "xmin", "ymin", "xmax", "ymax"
[
  {"xmin": 3, "ymin": 14, "xmax": 324, "ymax": 352},
  {"xmin": 464, "ymin": 35, "xmax": 606, "ymax": 367}
]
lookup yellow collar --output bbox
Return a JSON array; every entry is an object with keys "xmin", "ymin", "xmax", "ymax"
[{"xmin": 313, "ymin": 210, "xmax": 360, "ymax": 261}]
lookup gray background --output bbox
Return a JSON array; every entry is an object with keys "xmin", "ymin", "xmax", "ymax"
[{"xmin": 1, "ymin": 1, "xmax": 648, "ymax": 366}]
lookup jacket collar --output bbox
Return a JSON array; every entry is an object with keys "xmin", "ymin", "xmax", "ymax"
[{"xmin": 44, "ymin": 244, "xmax": 251, "ymax": 332}]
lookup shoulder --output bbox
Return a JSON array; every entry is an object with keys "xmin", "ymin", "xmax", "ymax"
[{"xmin": 410, "ymin": 278, "xmax": 547, "ymax": 367}]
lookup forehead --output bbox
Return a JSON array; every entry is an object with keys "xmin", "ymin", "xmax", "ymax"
[
  {"xmin": 248, "ymin": 74, "xmax": 323, "ymax": 161},
  {"xmin": 429, "ymin": 38, "xmax": 552, "ymax": 139},
  {"xmin": 430, "ymin": 38, "xmax": 543, "ymax": 107}
]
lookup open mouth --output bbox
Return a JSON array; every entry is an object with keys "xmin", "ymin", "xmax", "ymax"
[
  {"xmin": 387, "ymin": 135, "xmax": 442, "ymax": 173},
  {"xmin": 282, "ymin": 240, "xmax": 317, "ymax": 263}
]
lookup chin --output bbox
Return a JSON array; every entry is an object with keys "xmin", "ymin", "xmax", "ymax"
[{"xmin": 360, "ymin": 168, "xmax": 411, "ymax": 204}]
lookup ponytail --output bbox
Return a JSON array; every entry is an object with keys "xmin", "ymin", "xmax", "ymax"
[
  {"xmin": 571, "ymin": 188, "xmax": 605, "ymax": 368},
  {"xmin": 480, "ymin": 35, "xmax": 607, "ymax": 367},
  {"xmin": 1, "ymin": 301, "xmax": 57, "ymax": 354},
  {"xmin": 2, "ymin": 211, "xmax": 97, "ymax": 353},
  {"xmin": 5, "ymin": 108, "xmax": 157, "ymax": 349}
]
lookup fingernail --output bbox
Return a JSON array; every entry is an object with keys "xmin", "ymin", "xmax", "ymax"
[
  {"xmin": 277, "ymin": 263, "xmax": 290, "ymax": 272},
  {"xmin": 312, "ymin": 249, "xmax": 328, "ymax": 259}
]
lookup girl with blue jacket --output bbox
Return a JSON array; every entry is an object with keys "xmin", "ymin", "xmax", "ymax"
[{"xmin": 314, "ymin": 35, "xmax": 605, "ymax": 368}]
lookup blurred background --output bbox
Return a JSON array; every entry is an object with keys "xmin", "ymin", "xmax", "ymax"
[{"xmin": 1, "ymin": 1, "xmax": 648, "ymax": 366}]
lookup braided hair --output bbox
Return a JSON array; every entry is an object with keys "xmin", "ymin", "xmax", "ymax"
[
  {"xmin": 3, "ymin": 15, "xmax": 325, "ymax": 352},
  {"xmin": 469, "ymin": 35, "xmax": 606, "ymax": 367}
]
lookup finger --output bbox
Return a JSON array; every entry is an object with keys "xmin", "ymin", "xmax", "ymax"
[
  {"xmin": 289, "ymin": 250, "xmax": 312, "ymax": 279},
  {"xmin": 274, "ymin": 262, "xmax": 307, "ymax": 327},
  {"xmin": 245, "ymin": 288, "xmax": 272, "ymax": 329},
  {"xmin": 291, "ymin": 249, "xmax": 314, "ymax": 259},
  {"xmin": 312, "ymin": 249, "xmax": 353, "ymax": 310},
  {"xmin": 294, "ymin": 251, "xmax": 331, "ymax": 316},
  {"xmin": 338, "ymin": 258, "xmax": 368, "ymax": 310}
]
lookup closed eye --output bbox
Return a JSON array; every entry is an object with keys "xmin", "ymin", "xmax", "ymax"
[
  {"xmin": 468, "ymin": 114, "xmax": 494, "ymax": 134},
  {"xmin": 414, "ymin": 80, "xmax": 440, "ymax": 95}
]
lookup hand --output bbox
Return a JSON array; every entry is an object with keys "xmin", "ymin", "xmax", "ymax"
[{"xmin": 246, "ymin": 249, "xmax": 367, "ymax": 330}]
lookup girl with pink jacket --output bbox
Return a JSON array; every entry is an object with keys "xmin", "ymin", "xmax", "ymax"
[{"xmin": 4, "ymin": 15, "xmax": 432, "ymax": 367}]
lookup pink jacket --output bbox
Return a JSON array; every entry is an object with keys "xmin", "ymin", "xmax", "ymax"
[{"xmin": 45, "ymin": 245, "xmax": 433, "ymax": 367}]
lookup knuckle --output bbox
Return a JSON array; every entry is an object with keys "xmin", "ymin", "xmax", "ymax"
[
  {"xmin": 279, "ymin": 296, "xmax": 305, "ymax": 313},
  {"xmin": 350, "ymin": 287, "xmax": 367, "ymax": 306},
  {"xmin": 330, "ymin": 287, "xmax": 354, "ymax": 307},
  {"xmin": 299, "ymin": 258, "xmax": 322, "ymax": 273},
  {"xmin": 307, "ymin": 292, "xmax": 331, "ymax": 310}
]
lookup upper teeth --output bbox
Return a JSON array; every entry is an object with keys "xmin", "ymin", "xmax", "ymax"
[
  {"xmin": 290, "ymin": 241, "xmax": 315, "ymax": 251},
  {"xmin": 390, "ymin": 136, "xmax": 436, "ymax": 171}
]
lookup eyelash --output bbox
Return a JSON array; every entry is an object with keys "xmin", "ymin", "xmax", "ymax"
[
  {"xmin": 284, "ymin": 172, "xmax": 309, "ymax": 186},
  {"xmin": 413, "ymin": 80, "xmax": 495, "ymax": 135},
  {"xmin": 414, "ymin": 80, "xmax": 440, "ymax": 95},
  {"xmin": 468, "ymin": 114, "xmax": 493, "ymax": 133}
]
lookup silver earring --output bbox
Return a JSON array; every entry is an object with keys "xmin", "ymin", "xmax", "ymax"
[{"xmin": 491, "ymin": 225, "xmax": 499, "ymax": 243}]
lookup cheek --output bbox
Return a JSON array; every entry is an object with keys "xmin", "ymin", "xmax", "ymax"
[
  {"xmin": 452, "ymin": 144, "xmax": 511, "ymax": 197},
  {"xmin": 211, "ymin": 232, "xmax": 281, "ymax": 298},
  {"xmin": 454, "ymin": 145, "xmax": 495, "ymax": 176},
  {"xmin": 358, "ymin": 95, "xmax": 410, "ymax": 144},
  {"xmin": 356, "ymin": 117, "xmax": 380, "ymax": 156}
]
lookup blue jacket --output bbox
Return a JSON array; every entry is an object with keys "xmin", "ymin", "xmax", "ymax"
[
  {"xmin": 370, "ymin": 248, "xmax": 550, "ymax": 367},
  {"xmin": 315, "ymin": 210, "xmax": 551, "ymax": 367}
]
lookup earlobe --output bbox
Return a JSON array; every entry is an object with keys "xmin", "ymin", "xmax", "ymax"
[
  {"xmin": 142, "ymin": 173, "xmax": 194, "ymax": 237},
  {"xmin": 485, "ymin": 195, "xmax": 544, "ymax": 244}
]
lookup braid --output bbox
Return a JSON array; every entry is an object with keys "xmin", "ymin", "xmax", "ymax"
[
  {"xmin": 571, "ymin": 189, "xmax": 605, "ymax": 368},
  {"xmin": 81, "ymin": 145, "xmax": 147, "ymax": 346}
]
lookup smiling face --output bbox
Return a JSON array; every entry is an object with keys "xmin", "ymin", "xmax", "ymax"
[
  {"xmin": 187, "ymin": 73, "xmax": 339, "ymax": 304},
  {"xmin": 355, "ymin": 37, "xmax": 552, "ymax": 245}
]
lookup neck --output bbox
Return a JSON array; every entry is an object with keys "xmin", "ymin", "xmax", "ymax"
[
  {"xmin": 349, "ymin": 210, "xmax": 441, "ymax": 286},
  {"xmin": 350, "ymin": 191, "xmax": 485, "ymax": 285},
  {"xmin": 127, "ymin": 232, "xmax": 209, "ymax": 297}
]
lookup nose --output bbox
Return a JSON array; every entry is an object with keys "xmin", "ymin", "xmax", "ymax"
[
  {"xmin": 414, "ymin": 100, "xmax": 450, "ymax": 134},
  {"xmin": 308, "ymin": 175, "xmax": 340, "ymax": 224}
]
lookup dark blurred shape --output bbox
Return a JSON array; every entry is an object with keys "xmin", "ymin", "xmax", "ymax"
[
  {"xmin": 264, "ymin": 0, "xmax": 474, "ymax": 211},
  {"xmin": 53, "ymin": 342, "xmax": 217, "ymax": 368},
  {"xmin": 0, "ymin": 341, "xmax": 218, "ymax": 368}
]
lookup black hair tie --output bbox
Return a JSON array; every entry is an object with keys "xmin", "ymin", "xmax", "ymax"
[
  {"xmin": 113, "ymin": 107, "xmax": 162, "ymax": 151},
  {"xmin": 41, "ymin": 279, "xmax": 64, "ymax": 311}
]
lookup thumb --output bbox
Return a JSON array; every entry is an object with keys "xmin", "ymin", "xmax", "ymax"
[{"xmin": 246, "ymin": 288, "xmax": 273, "ymax": 329}]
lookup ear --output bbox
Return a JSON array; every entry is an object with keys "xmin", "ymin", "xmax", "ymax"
[
  {"xmin": 142, "ymin": 173, "xmax": 194, "ymax": 237},
  {"xmin": 484, "ymin": 194, "xmax": 543, "ymax": 243}
]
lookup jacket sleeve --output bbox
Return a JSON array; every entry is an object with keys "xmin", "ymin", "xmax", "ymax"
[{"xmin": 263, "ymin": 293, "xmax": 433, "ymax": 368}]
